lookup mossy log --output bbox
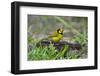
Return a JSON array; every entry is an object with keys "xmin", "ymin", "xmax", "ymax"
[{"xmin": 36, "ymin": 40, "xmax": 81, "ymax": 51}]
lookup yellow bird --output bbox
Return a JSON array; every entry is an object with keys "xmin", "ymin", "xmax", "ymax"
[{"xmin": 48, "ymin": 28, "xmax": 64, "ymax": 42}]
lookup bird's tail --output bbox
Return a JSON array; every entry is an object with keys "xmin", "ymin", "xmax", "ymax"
[
  {"xmin": 37, "ymin": 36, "xmax": 49, "ymax": 43},
  {"xmin": 48, "ymin": 35, "xmax": 53, "ymax": 38}
]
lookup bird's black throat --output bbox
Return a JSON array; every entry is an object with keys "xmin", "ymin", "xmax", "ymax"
[{"xmin": 60, "ymin": 33, "xmax": 63, "ymax": 35}]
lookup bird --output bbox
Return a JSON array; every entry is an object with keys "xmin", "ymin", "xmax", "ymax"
[{"xmin": 48, "ymin": 28, "xmax": 64, "ymax": 42}]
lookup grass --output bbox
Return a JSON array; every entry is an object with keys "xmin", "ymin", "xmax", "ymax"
[
  {"xmin": 27, "ymin": 34, "xmax": 86, "ymax": 60},
  {"xmin": 28, "ymin": 42, "xmax": 70, "ymax": 60}
]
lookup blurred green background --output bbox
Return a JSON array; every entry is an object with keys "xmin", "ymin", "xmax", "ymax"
[{"xmin": 28, "ymin": 15, "xmax": 88, "ymax": 60}]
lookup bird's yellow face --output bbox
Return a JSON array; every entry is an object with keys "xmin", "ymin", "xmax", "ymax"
[{"xmin": 57, "ymin": 28, "xmax": 64, "ymax": 35}]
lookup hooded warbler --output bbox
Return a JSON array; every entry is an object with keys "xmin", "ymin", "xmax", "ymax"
[{"xmin": 48, "ymin": 28, "xmax": 64, "ymax": 42}]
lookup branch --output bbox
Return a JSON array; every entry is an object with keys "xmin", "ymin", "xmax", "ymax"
[{"xmin": 36, "ymin": 40, "xmax": 81, "ymax": 51}]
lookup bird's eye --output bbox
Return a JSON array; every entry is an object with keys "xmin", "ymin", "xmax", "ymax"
[{"xmin": 57, "ymin": 28, "xmax": 60, "ymax": 33}]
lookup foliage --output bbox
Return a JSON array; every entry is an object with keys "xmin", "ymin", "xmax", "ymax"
[
  {"xmin": 70, "ymin": 32, "xmax": 88, "ymax": 58},
  {"xmin": 28, "ymin": 43, "xmax": 70, "ymax": 60},
  {"xmin": 71, "ymin": 32, "xmax": 87, "ymax": 46}
]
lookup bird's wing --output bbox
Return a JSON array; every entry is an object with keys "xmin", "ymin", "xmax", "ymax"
[{"xmin": 48, "ymin": 32, "xmax": 58, "ymax": 37}]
